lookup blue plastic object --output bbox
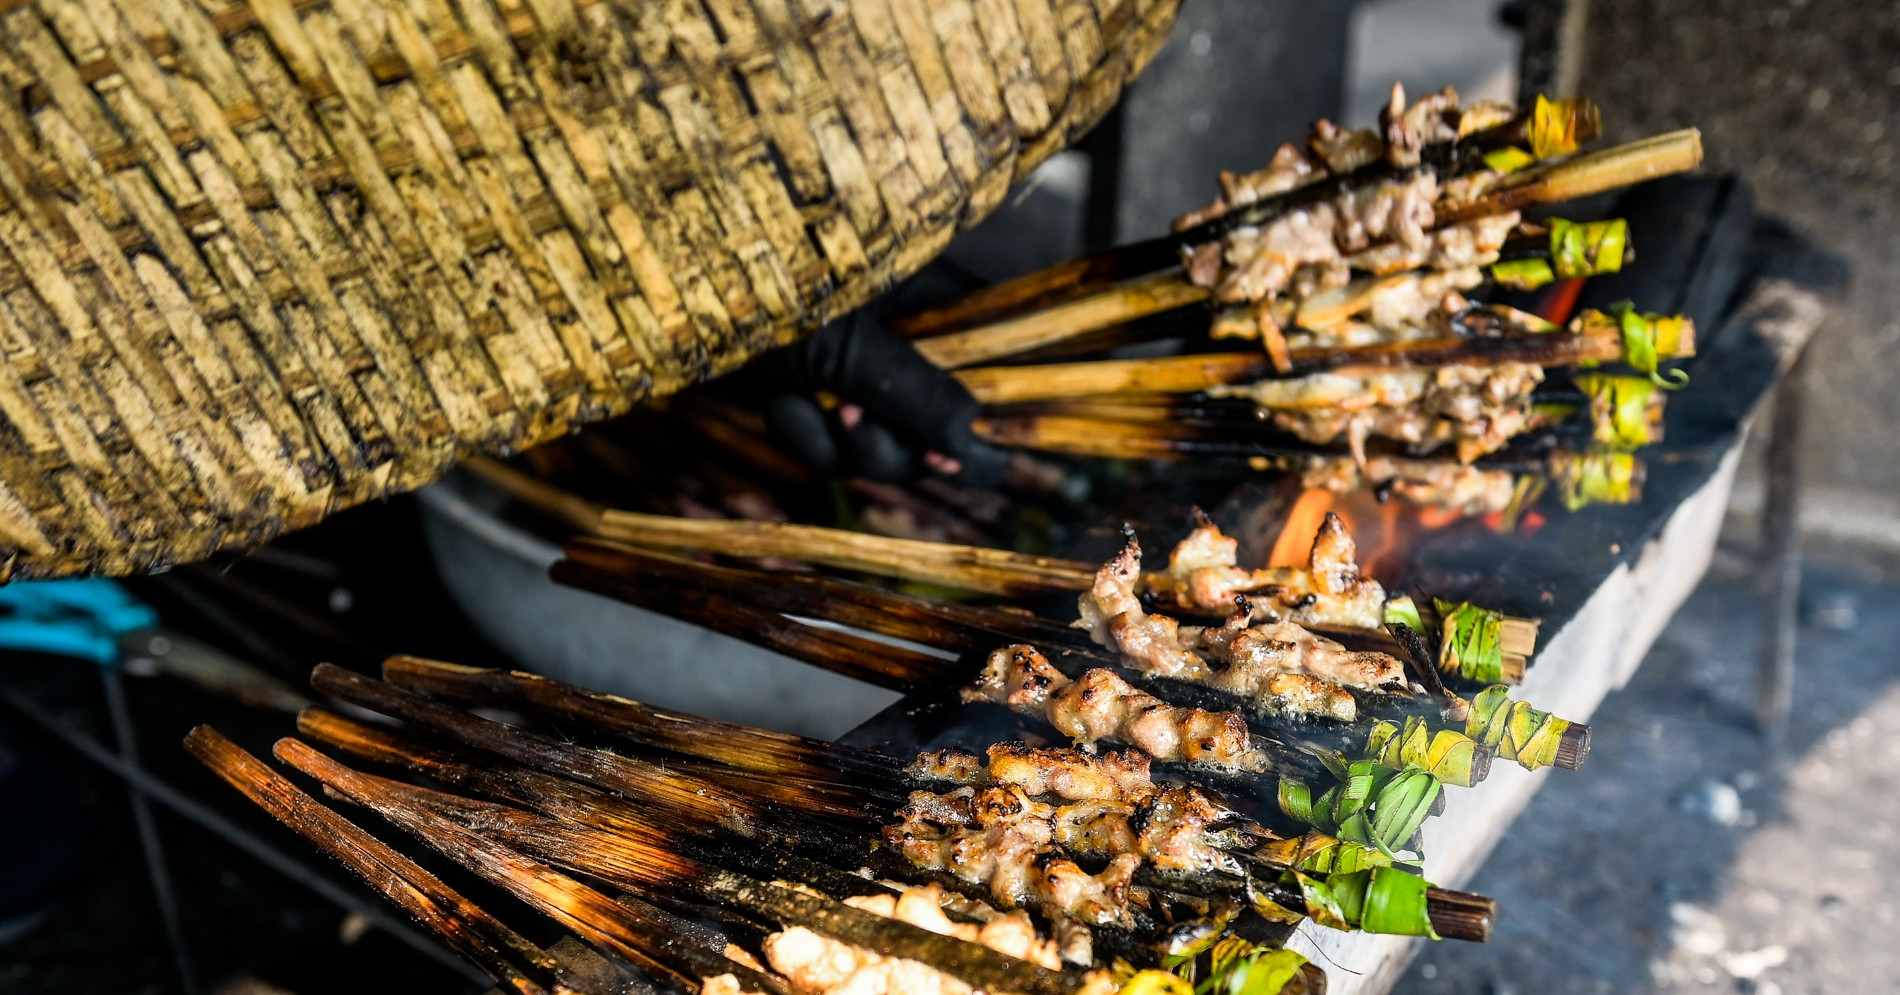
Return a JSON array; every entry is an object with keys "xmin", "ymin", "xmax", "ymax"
[{"xmin": 0, "ymin": 579, "xmax": 158, "ymax": 665}]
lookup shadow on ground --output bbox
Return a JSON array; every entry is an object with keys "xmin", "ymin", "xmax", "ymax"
[{"xmin": 1397, "ymin": 552, "xmax": 1900, "ymax": 995}]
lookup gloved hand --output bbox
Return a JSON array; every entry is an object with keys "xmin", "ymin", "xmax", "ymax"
[{"xmin": 744, "ymin": 265, "xmax": 1009, "ymax": 488}]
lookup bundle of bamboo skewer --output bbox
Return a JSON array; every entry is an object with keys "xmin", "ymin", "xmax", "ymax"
[
  {"xmin": 189, "ymin": 648, "xmax": 1522, "ymax": 995},
  {"xmin": 185, "ymin": 501, "xmax": 1579, "ymax": 995},
  {"xmin": 541, "ymin": 501, "xmax": 1590, "ymax": 869},
  {"xmin": 879, "ymin": 87, "xmax": 1706, "ymax": 521}
]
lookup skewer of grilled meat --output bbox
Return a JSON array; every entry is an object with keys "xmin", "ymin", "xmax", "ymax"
[
  {"xmin": 269, "ymin": 734, "xmax": 1106, "ymax": 995},
  {"xmin": 546, "ymin": 541, "xmax": 1513, "ymax": 779},
  {"xmin": 910, "ymin": 121, "xmax": 1697, "ymax": 375},
  {"xmin": 953, "ymin": 302, "xmax": 1693, "ymax": 407},
  {"xmin": 308, "ymin": 665, "xmax": 1263, "ymax": 938},
  {"xmin": 892, "ymin": 92, "xmax": 1601, "ymax": 342},
  {"xmin": 302, "ymin": 676, "xmax": 1492, "ymax": 946}
]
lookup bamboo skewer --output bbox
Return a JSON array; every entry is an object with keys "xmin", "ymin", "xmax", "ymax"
[
  {"xmin": 307, "ymin": 664, "xmax": 842, "ymax": 834},
  {"xmin": 912, "ymin": 272, "xmax": 1212, "ymax": 370},
  {"xmin": 271, "ymin": 738, "xmax": 795, "ymax": 995},
  {"xmin": 294, "ymin": 708, "xmax": 893, "ymax": 906},
  {"xmin": 958, "ymin": 354, "xmax": 1274, "ymax": 406},
  {"xmin": 891, "ymin": 248, "xmax": 1182, "ymax": 340},
  {"xmin": 903, "ymin": 130, "xmax": 1700, "ymax": 371},
  {"xmin": 183, "ymin": 727, "xmax": 565, "ymax": 995},
  {"xmin": 891, "ymin": 99, "xmax": 1604, "ymax": 339},
  {"xmin": 463, "ymin": 456, "xmax": 608, "ymax": 534},
  {"xmin": 303, "ymin": 682, "xmax": 1496, "ymax": 944},
  {"xmin": 954, "ymin": 319, "xmax": 1685, "ymax": 405},
  {"xmin": 969, "ymin": 413, "xmax": 1612, "ymax": 477},
  {"xmin": 548, "ymin": 558, "xmax": 959, "ymax": 690},
  {"xmin": 588, "ymin": 510, "xmax": 1095, "ymax": 597},
  {"xmin": 380, "ymin": 654, "xmax": 906, "ymax": 790},
  {"xmin": 1436, "ymin": 129, "xmax": 1704, "ymax": 225},
  {"xmin": 562, "ymin": 539, "xmax": 1086, "ymax": 652},
  {"xmin": 279, "ymin": 737, "xmax": 1100, "ymax": 995},
  {"xmin": 548, "ymin": 544, "xmax": 1588, "ymax": 774}
]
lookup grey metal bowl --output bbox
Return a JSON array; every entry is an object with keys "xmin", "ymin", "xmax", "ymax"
[{"xmin": 416, "ymin": 475, "xmax": 901, "ymax": 740}]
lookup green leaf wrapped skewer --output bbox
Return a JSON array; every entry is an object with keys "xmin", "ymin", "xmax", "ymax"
[
  {"xmin": 1460, "ymin": 686, "xmax": 1590, "ymax": 771},
  {"xmin": 1248, "ymin": 867, "xmax": 1439, "ymax": 940},
  {"xmin": 1433, "ymin": 601, "xmax": 1538, "ymax": 685},
  {"xmin": 1365, "ymin": 716, "xmax": 1486, "ymax": 786},
  {"xmin": 1157, "ymin": 937, "xmax": 1322, "ymax": 995},
  {"xmin": 1490, "ymin": 217, "xmax": 1631, "ymax": 290},
  {"xmin": 1552, "ymin": 447, "xmax": 1643, "ymax": 511},
  {"xmin": 1481, "ymin": 94, "xmax": 1601, "ymax": 172},
  {"xmin": 1277, "ymin": 759, "xmax": 1441, "ymax": 857},
  {"xmin": 1255, "ymin": 830, "xmax": 1395, "ymax": 874},
  {"xmin": 1577, "ymin": 303, "xmax": 1694, "ymax": 387},
  {"xmin": 1383, "ymin": 597, "xmax": 1538, "ymax": 686},
  {"xmin": 1575, "ymin": 373, "xmax": 1665, "ymax": 449}
]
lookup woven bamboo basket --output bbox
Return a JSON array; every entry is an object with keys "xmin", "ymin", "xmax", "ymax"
[{"xmin": 0, "ymin": 0, "xmax": 1180, "ymax": 580}]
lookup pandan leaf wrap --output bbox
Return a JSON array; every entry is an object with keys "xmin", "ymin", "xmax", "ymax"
[
  {"xmin": 1576, "ymin": 373, "xmax": 1658, "ymax": 449},
  {"xmin": 1329, "ymin": 868, "xmax": 1441, "ymax": 939},
  {"xmin": 1464, "ymin": 685, "xmax": 1572, "ymax": 771},
  {"xmin": 1192, "ymin": 938, "xmax": 1311, "ymax": 995},
  {"xmin": 1366, "ymin": 715, "xmax": 1485, "ymax": 787},
  {"xmin": 1383, "ymin": 596, "xmax": 1425, "ymax": 635},
  {"xmin": 1556, "ymin": 448, "xmax": 1638, "ymax": 511},
  {"xmin": 1278, "ymin": 760, "xmax": 1442, "ymax": 855},
  {"xmin": 1549, "ymin": 218, "xmax": 1629, "ymax": 279},
  {"xmin": 1436, "ymin": 600, "xmax": 1504, "ymax": 685},
  {"xmin": 1529, "ymin": 94, "xmax": 1597, "ymax": 159},
  {"xmin": 1490, "ymin": 257, "xmax": 1555, "ymax": 290},
  {"xmin": 1250, "ymin": 869, "xmax": 1439, "ymax": 939},
  {"xmin": 1257, "ymin": 830, "xmax": 1394, "ymax": 874},
  {"xmin": 1580, "ymin": 302, "xmax": 1692, "ymax": 387}
]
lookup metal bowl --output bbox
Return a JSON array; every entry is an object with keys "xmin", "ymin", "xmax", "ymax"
[{"xmin": 416, "ymin": 475, "xmax": 900, "ymax": 740}]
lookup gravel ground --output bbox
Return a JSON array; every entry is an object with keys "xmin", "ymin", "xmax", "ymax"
[{"xmin": 1397, "ymin": 551, "xmax": 1900, "ymax": 995}]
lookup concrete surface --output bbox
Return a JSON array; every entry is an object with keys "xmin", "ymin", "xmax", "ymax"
[
  {"xmin": 1395, "ymin": 551, "xmax": 1900, "ymax": 994},
  {"xmin": 1344, "ymin": 0, "xmax": 1518, "ymax": 127},
  {"xmin": 1113, "ymin": 0, "xmax": 1355, "ymax": 240},
  {"xmin": 1582, "ymin": 0, "xmax": 1900, "ymax": 523}
]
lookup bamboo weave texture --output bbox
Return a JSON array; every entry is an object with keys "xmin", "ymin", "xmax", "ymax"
[{"xmin": 0, "ymin": 0, "xmax": 1178, "ymax": 578}]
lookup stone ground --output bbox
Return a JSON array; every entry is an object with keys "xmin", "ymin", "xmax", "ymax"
[{"xmin": 1396, "ymin": 546, "xmax": 1900, "ymax": 995}]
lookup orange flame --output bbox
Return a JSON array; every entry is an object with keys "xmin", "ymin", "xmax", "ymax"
[
  {"xmin": 1267, "ymin": 489, "xmax": 1335, "ymax": 568},
  {"xmin": 1358, "ymin": 497, "xmax": 1406, "ymax": 578}
]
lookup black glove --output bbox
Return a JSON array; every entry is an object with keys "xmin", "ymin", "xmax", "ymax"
[{"xmin": 744, "ymin": 266, "xmax": 1009, "ymax": 488}]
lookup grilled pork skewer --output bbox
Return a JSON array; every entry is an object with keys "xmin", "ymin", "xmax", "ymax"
[
  {"xmin": 270, "ymin": 737, "xmax": 1105, "ymax": 995},
  {"xmin": 969, "ymin": 415, "xmax": 1644, "ymax": 516},
  {"xmin": 904, "ymin": 127, "xmax": 1697, "ymax": 371},
  {"xmin": 890, "ymin": 93, "xmax": 1600, "ymax": 342},
  {"xmin": 953, "ymin": 305, "xmax": 1693, "ymax": 406},
  {"xmin": 310, "ymin": 666, "xmax": 1262, "ymax": 936},
  {"xmin": 550, "ymin": 550, "xmax": 1449, "ymax": 784},
  {"xmin": 551, "ymin": 516, "xmax": 1580, "ymax": 776},
  {"xmin": 554, "ymin": 504, "xmax": 1540, "ymax": 645},
  {"xmin": 978, "ymin": 370, "xmax": 1667, "ymax": 469},
  {"xmin": 549, "ymin": 539, "xmax": 1554, "ymax": 780},
  {"xmin": 303, "ymin": 675, "xmax": 1492, "ymax": 946}
]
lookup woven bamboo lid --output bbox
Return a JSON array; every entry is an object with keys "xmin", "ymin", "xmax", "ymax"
[{"xmin": 0, "ymin": 0, "xmax": 1180, "ymax": 579}]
